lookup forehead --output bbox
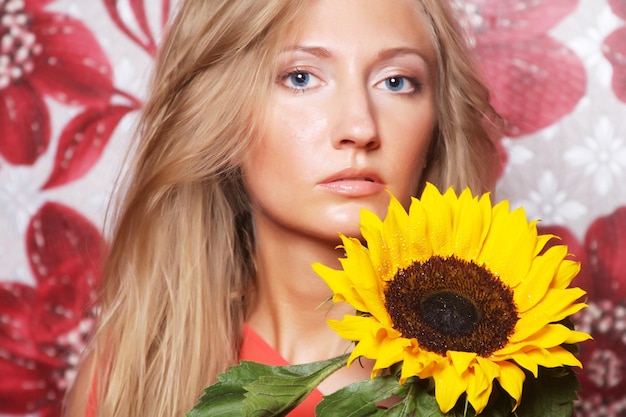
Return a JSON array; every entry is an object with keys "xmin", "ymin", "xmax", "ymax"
[{"xmin": 282, "ymin": 0, "xmax": 435, "ymax": 60}]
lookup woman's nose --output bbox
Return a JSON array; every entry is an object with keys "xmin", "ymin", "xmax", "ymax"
[{"xmin": 331, "ymin": 84, "xmax": 380, "ymax": 151}]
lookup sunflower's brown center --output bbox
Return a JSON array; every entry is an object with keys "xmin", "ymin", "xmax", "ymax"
[
  {"xmin": 1, "ymin": 0, "xmax": 41, "ymax": 89},
  {"xmin": 384, "ymin": 255, "xmax": 519, "ymax": 357},
  {"xmin": 420, "ymin": 290, "xmax": 479, "ymax": 336}
]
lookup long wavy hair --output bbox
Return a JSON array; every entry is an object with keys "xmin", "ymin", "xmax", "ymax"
[{"xmin": 86, "ymin": 0, "xmax": 499, "ymax": 415}]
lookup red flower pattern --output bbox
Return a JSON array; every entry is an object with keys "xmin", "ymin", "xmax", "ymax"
[
  {"xmin": 0, "ymin": 0, "xmax": 115, "ymax": 165},
  {"xmin": 0, "ymin": 202, "xmax": 103, "ymax": 416},
  {"xmin": 102, "ymin": 0, "xmax": 171, "ymax": 55},
  {"xmin": 575, "ymin": 207, "xmax": 626, "ymax": 417},
  {"xmin": 605, "ymin": 0, "xmax": 626, "ymax": 103},
  {"xmin": 41, "ymin": 103, "xmax": 138, "ymax": 190},
  {"xmin": 462, "ymin": 0, "xmax": 586, "ymax": 137},
  {"xmin": 0, "ymin": 2, "xmax": 168, "ymax": 416},
  {"xmin": 540, "ymin": 207, "xmax": 626, "ymax": 417}
]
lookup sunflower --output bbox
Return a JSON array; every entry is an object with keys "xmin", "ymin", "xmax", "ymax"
[{"xmin": 312, "ymin": 183, "xmax": 591, "ymax": 414}]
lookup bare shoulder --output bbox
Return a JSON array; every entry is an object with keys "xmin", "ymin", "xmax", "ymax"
[{"xmin": 63, "ymin": 350, "xmax": 96, "ymax": 417}]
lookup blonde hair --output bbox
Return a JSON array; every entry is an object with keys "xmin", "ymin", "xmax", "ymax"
[
  {"xmin": 87, "ymin": 0, "xmax": 499, "ymax": 416},
  {"xmin": 91, "ymin": 1, "xmax": 305, "ymax": 415},
  {"xmin": 418, "ymin": 0, "xmax": 500, "ymax": 194}
]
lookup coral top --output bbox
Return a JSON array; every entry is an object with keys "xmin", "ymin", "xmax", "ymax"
[
  {"xmin": 83, "ymin": 324, "xmax": 321, "ymax": 417},
  {"xmin": 240, "ymin": 324, "xmax": 322, "ymax": 416}
]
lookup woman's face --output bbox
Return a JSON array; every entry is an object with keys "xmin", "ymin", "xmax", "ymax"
[{"xmin": 242, "ymin": 0, "xmax": 437, "ymax": 243}]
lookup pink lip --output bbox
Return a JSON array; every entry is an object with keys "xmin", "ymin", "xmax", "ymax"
[{"xmin": 318, "ymin": 168, "xmax": 386, "ymax": 197}]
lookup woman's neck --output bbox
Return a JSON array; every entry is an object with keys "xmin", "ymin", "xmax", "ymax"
[
  {"xmin": 246, "ymin": 226, "xmax": 354, "ymax": 365},
  {"xmin": 245, "ymin": 220, "xmax": 387, "ymax": 398}
]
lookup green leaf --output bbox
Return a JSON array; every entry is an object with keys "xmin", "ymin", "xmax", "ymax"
[
  {"xmin": 316, "ymin": 374, "xmax": 408, "ymax": 417},
  {"xmin": 513, "ymin": 367, "xmax": 580, "ymax": 417},
  {"xmin": 383, "ymin": 381, "xmax": 427, "ymax": 417},
  {"xmin": 187, "ymin": 361, "xmax": 261, "ymax": 417},
  {"xmin": 242, "ymin": 354, "xmax": 350, "ymax": 416},
  {"xmin": 187, "ymin": 355, "xmax": 349, "ymax": 417},
  {"xmin": 410, "ymin": 384, "xmax": 449, "ymax": 417}
]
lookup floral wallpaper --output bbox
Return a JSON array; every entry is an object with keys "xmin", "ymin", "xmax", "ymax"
[{"xmin": 0, "ymin": 0, "xmax": 624, "ymax": 416}]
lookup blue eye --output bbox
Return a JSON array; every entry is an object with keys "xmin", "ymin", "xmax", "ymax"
[
  {"xmin": 385, "ymin": 76, "xmax": 406, "ymax": 91},
  {"xmin": 288, "ymin": 71, "xmax": 311, "ymax": 88}
]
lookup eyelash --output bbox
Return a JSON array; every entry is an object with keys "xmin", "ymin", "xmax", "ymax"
[
  {"xmin": 277, "ymin": 70, "xmax": 423, "ymax": 95},
  {"xmin": 279, "ymin": 69, "xmax": 314, "ymax": 93},
  {"xmin": 382, "ymin": 75, "xmax": 422, "ymax": 95}
]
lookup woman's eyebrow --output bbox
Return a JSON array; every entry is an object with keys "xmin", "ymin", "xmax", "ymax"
[
  {"xmin": 281, "ymin": 45, "xmax": 431, "ymax": 64},
  {"xmin": 280, "ymin": 45, "xmax": 333, "ymax": 59},
  {"xmin": 377, "ymin": 47, "xmax": 432, "ymax": 66}
]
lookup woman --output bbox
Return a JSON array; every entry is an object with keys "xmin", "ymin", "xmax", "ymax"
[{"xmin": 65, "ymin": 0, "xmax": 499, "ymax": 415}]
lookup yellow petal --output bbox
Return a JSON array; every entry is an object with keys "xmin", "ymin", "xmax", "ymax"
[
  {"xmin": 372, "ymin": 336, "xmax": 411, "ymax": 372},
  {"xmin": 496, "ymin": 361, "xmax": 525, "ymax": 410},
  {"xmin": 312, "ymin": 264, "xmax": 351, "ymax": 302},
  {"xmin": 359, "ymin": 209, "xmax": 386, "ymax": 277},
  {"xmin": 564, "ymin": 329, "xmax": 593, "ymax": 344},
  {"xmin": 514, "ymin": 245, "xmax": 569, "ymax": 313},
  {"xmin": 534, "ymin": 233, "xmax": 556, "ymax": 257},
  {"xmin": 466, "ymin": 360, "xmax": 496, "ymax": 414},
  {"xmin": 400, "ymin": 344, "xmax": 441, "ymax": 382},
  {"xmin": 475, "ymin": 356, "xmax": 501, "ymax": 382},
  {"xmin": 382, "ymin": 194, "xmax": 411, "ymax": 271},
  {"xmin": 514, "ymin": 288, "xmax": 587, "ymax": 340},
  {"xmin": 433, "ymin": 361, "xmax": 467, "ymax": 413},
  {"xmin": 517, "ymin": 346, "xmax": 583, "ymax": 370},
  {"xmin": 338, "ymin": 238, "xmax": 391, "ymax": 325},
  {"xmin": 503, "ymin": 344, "xmax": 585, "ymax": 377},
  {"xmin": 327, "ymin": 315, "xmax": 396, "ymax": 367},
  {"xmin": 454, "ymin": 190, "xmax": 492, "ymax": 262},
  {"xmin": 478, "ymin": 203, "xmax": 536, "ymax": 287},
  {"xmin": 507, "ymin": 352, "xmax": 539, "ymax": 377},
  {"xmin": 514, "ymin": 246, "xmax": 567, "ymax": 313},
  {"xmin": 407, "ymin": 196, "xmax": 432, "ymax": 262},
  {"xmin": 552, "ymin": 258, "xmax": 582, "ymax": 290},
  {"xmin": 506, "ymin": 323, "xmax": 587, "ymax": 349},
  {"xmin": 422, "ymin": 183, "xmax": 454, "ymax": 257},
  {"xmin": 327, "ymin": 315, "xmax": 385, "ymax": 342},
  {"xmin": 448, "ymin": 351, "xmax": 477, "ymax": 375}
]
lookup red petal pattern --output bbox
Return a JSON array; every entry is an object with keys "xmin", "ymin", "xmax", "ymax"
[
  {"xmin": 584, "ymin": 206, "xmax": 626, "ymax": 301},
  {"xmin": 575, "ymin": 299, "xmax": 626, "ymax": 416},
  {"xmin": 30, "ymin": 12, "xmax": 114, "ymax": 107},
  {"xmin": 129, "ymin": 0, "xmax": 157, "ymax": 51},
  {"xmin": 478, "ymin": 35, "xmax": 586, "ymax": 137},
  {"xmin": 0, "ymin": 203, "xmax": 103, "ymax": 415},
  {"xmin": 26, "ymin": 202, "xmax": 104, "ymax": 286},
  {"xmin": 32, "ymin": 259, "xmax": 96, "ymax": 344},
  {"xmin": 0, "ymin": 357, "xmax": 60, "ymax": 414},
  {"xmin": 103, "ymin": 0, "xmax": 157, "ymax": 54},
  {"xmin": 0, "ymin": 283, "xmax": 42, "ymax": 363},
  {"xmin": 472, "ymin": 0, "xmax": 579, "ymax": 44},
  {"xmin": 42, "ymin": 105, "xmax": 136, "ymax": 189},
  {"xmin": 0, "ymin": 84, "xmax": 50, "ymax": 165},
  {"xmin": 608, "ymin": 0, "xmax": 626, "ymax": 20},
  {"xmin": 465, "ymin": 0, "xmax": 585, "ymax": 136},
  {"xmin": 22, "ymin": 0, "xmax": 55, "ymax": 12},
  {"xmin": 603, "ymin": 27, "xmax": 626, "ymax": 104}
]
